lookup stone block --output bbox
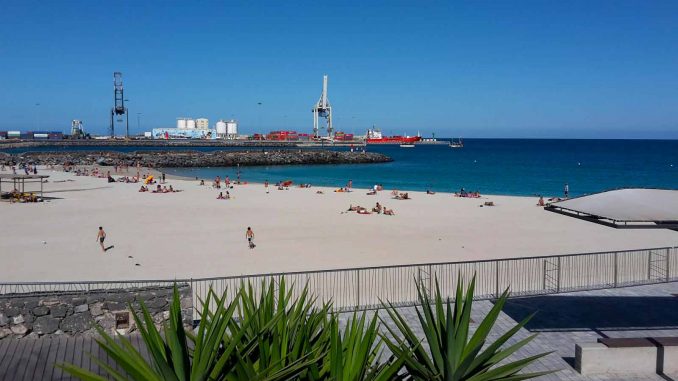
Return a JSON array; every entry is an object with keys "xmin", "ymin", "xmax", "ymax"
[
  {"xmin": 50, "ymin": 305, "xmax": 68, "ymax": 318},
  {"xmin": 9, "ymin": 299, "xmax": 25, "ymax": 308},
  {"xmin": 71, "ymin": 297, "xmax": 86, "ymax": 306},
  {"xmin": 180, "ymin": 297, "xmax": 192, "ymax": 310},
  {"xmin": 147, "ymin": 298, "xmax": 168, "ymax": 310},
  {"xmin": 60, "ymin": 312, "xmax": 93, "ymax": 334},
  {"xmin": 153, "ymin": 311, "xmax": 170, "ymax": 324},
  {"xmin": 575, "ymin": 342, "xmax": 657, "ymax": 375},
  {"xmin": 12, "ymin": 315, "xmax": 25, "ymax": 324},
  {"xmin": 33, "ymin": 316, "xmax": 60, "ymax": 335},
  {"xmin": 106, "ymin": 293, "xmax": 135, "ymax": 303},
  {"xmin": 74, "ymin": 304, "xmax": 89, "ymax": 313},
  {"xmin": 0, "ymin": 313, "xmax": 8, "ymax": 326},
  {"xmin": 4, "ymin": 307, "xmax": 20, "ymax": 317},
  {"xmin": 104, "ymin": 301, "xmax": 128, "ymax": 311},
  {"xmin": 24, "ymin": 300, "xmax": 39, "ymax": 310},
  {"xmin": 11, "ymin": 324, "xmax": 28, "ymax": 336},
  {"xmin": 33, "ymin": 306, "xmax": 50, "ymax": 316},
  {"xmin": 41, "ymin": 298, "xmax": 60, "ymax": 307},
  {"xmin": 86, "ymin": 295, "xmax": 105, "ymax": 304},
  {"xmin": 90, "ymin": 302, "xmax": 104, "ymax": 317},
  {"xmin": 0, "ymin": 327, "xmax": 12, "ymax": 339},
  {"xmin": 95, "ymin": 312, "xmax": 116, "ymax": 330}
]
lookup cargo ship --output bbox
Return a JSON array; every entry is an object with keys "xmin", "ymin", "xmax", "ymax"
[{"xmin": 365, "ymin": 127, "xmax": 421, "ymax": 145}]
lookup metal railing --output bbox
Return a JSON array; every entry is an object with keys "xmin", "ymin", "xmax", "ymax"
[{"xmin": 1, "ymin": 247, "xmax": 676, "ymax": 317}]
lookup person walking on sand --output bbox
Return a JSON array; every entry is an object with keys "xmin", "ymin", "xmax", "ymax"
[
  {"xmin": 265, "ymin": 180, "xmax": 269, "ymax": 194},
  {"xmin": 564, "ymin": 183, "xmax": 569, "ymax": 199},
  {"xmin": 246, "ymin": 227, "xmax": 255, "ymax": 249},
  {"xmin": 96, "ymin": 226, "xmax": 107, "ymax": 252}
]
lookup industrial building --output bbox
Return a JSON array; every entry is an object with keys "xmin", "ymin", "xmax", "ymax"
[{"xmin": 0, "ymin": 131, "xmax": 63, "ymax": 140}]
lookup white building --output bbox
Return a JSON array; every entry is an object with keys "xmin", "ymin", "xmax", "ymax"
[{"xmin": 196, "ymin": 118, "xmax": 209, "ymax": 130}]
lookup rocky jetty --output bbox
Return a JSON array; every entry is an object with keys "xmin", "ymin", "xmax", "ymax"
[{"xmin": 1, "ymin": 149, "xmax": 392, "ymax": 168}]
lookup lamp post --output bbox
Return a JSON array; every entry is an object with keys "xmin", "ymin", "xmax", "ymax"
[{"xmin": 257, "ymin": 102, "xmax": 263, "ymax": 132}]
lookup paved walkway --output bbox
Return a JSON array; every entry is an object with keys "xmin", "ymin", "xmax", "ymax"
[{"xmin": 1, "ymin": 282, "xmax": 678, "ymax": 380}]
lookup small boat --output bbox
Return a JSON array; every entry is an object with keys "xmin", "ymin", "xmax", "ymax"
[
  {"xmin": 449, "ymin": 138, "xmax": 463, "ymax": 148},
  {"xmin": 399, "ymin": 144, "xmax": 415, "ymax": 148}
]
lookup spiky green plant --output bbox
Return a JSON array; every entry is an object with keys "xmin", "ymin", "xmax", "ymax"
[
  {"xmin": 233, "ymin": 278, "xmax": 329, "ymax": 378},
  {"xmin": 381, "ymin": 276, "xmax": 554, "ymax": 381},
  {"xmin": 59, "ymin": 285, "xmax": 313, "ymax": 381},
  {"xmin": 320, "ymin": 312, "xmax": 405, "ymax": 381}
]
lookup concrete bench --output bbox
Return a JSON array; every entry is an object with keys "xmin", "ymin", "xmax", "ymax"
[{"xmin": 575, "ymin": 337, "xmax": 678, "ymax": 375}]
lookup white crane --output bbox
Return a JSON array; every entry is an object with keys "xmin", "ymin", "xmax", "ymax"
[{"xmin": 312, "ymin": 75, "xmax": 333, "ymax": 138}]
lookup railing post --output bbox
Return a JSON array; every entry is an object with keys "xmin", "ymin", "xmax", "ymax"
[
  {"xmin": 495, "ymin": 261, "xmax": 500, "ymax": 298},
  {"xmin": 356, "ymin": 270, "xmax": 360, "ymax": 309},
  {"xmin": 648, "ymin": 250, "xmax": 653, "ymax": 280},
  {"xmin": 428, "ymin": 264, "xmax": 433, "ymax": 299},
  {"xmin": 556, "ymin": 256, "xmax": 561, "ymax": 293},
  {"xmin": 613, "ymin": 252, "xmax": 618, "ymax": 288},
  {"xmin": 666, "ymin": 248, "xmax": 671, "ymax": 283},
  {"xmin": 542, "ymin": 259, "xmax": 547, "ymax": 290}
]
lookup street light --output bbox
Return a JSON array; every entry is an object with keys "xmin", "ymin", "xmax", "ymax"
[{"xmin": 137, "ymin": 113, "xmax": 142, "ymax": 133}]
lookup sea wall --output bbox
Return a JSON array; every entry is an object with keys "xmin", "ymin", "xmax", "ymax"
[
  {"xmin": 0, "ymin": 139, "xmax": 362, "ymax": 149},
  {"xmin": 1, "ymin": 149, "xmax": 392, "ymax": 167},
  {"xmin": 0, "ymin": 285, "xmax": 192, "ymax": 340}
]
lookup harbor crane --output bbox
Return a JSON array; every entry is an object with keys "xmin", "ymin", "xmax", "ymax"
[
  {"xmin": 109, "ymin": 72, "xmax": 129, "ymax": 138},
  {"xmin": 312, "ymin": 75, "xmax": 333, "ymax": 138}
]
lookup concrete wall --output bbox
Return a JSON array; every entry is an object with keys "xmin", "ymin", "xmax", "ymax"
[{"xmin": 0, "ymin": 285, "xmax": 192, "ymax": 340}]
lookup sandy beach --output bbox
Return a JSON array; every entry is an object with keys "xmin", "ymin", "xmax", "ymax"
[{"xmin": 0, "ymin": 167, "xmax": 676, "ymax": 282}]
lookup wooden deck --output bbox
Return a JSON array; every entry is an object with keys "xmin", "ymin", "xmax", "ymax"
[{"xmin": 0, "ymin": 335, "xmax": 148, "ymax": 380}]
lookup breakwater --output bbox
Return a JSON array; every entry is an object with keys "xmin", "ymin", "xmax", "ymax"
[
  {"xmin": 0, "ymin": 150, "xmax": 392, "ymax": 167},
  {"xmin": 0, "ymin": 139, "xmax": 362, "ymax": 150}
]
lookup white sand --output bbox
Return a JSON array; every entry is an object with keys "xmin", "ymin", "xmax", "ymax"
[{"xmin": 1, "ymin": 168, "xmax": 676, "ymax": 282}]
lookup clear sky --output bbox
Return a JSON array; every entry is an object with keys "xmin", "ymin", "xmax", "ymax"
[{"xmin": 1, "ymin": 0, "xmax": 677, "ymax": 138}]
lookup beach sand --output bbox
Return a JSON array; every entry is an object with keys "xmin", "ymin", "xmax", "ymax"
[{"xmin": 0, "ymin": 167, "xmax": 675, "ymax": 282}]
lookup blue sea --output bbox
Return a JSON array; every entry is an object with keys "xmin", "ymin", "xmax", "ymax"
[{"xmin": 4, "ymin": 139, "xmax": 678, "ymax": 197}]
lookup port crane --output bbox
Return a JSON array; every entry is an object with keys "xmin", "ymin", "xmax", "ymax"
[
  {"xmin": 312, "ymin": 75, "xmax": 333, "ymax": 138},
  {"xmin": 109, "ymin": 72, "xmax": 129, "ymax": 138}
]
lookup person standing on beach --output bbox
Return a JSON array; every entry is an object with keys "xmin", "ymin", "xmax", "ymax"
[
  {"xmin": 265, "ymin": 180, "xmax": 269, "ymax": 194},
  {"xmin": 564, "ymin": 183, "xmax": 569, "ymax": 199},
  {"xmin": 348, "ymin": 179, "xmax": 353, "ymax": 190},
  {"xmin": 162, "ymin": 173, "xmax": 166, "ymax": 184},
  {"xmin": 246, "ymin": 227, "xmax": 255, "ymax": 249},
  {"xmin": 96, "ymin": 226, "xmax": 107, "ymax": 252}
]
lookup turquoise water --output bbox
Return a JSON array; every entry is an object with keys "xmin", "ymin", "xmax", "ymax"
[
  {"xmin": 167, "ymin": 139, "xmax": 678, "ymax": 196},
  {"xmin": 4, "ymin": 139, "xmax": 678, "ymax": 196}
]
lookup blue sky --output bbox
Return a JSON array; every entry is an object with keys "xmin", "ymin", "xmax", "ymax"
[{"xmin": 1, "ymin": 1, "xmax": 677, "ymax": 138}]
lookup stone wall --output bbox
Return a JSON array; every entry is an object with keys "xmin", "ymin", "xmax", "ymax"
[{"xmin": 0, "ymin": 285, "xmax": 192, "ymax": 340}]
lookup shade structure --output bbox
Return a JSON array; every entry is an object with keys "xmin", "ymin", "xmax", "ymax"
[{"xmin": 545, "ymin": 188, "xmax": 678, "ymax": 229}]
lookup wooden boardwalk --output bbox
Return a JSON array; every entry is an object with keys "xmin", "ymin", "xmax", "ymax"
[{"xmin": 0, "ymin": 335, "xmax": 148, "ymax": 381}]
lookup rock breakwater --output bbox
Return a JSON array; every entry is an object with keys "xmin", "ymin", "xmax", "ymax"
[{"xmin": 1, "ymin": 150, "xmax": 392, "ymax": 168}]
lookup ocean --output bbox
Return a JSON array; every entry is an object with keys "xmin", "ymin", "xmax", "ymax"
[{"xmin": 4, "ymin": 139, "xmax": 677, "ymax": 197}]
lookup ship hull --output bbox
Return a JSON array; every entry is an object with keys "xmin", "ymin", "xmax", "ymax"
[{"xmin": 366, "ymin": 136, "xmax": 422, "ymax": 144}]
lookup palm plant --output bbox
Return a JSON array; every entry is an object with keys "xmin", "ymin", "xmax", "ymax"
[{"xmin": 381, "ymin": 275, "xmax": 553, "ymax": 381}]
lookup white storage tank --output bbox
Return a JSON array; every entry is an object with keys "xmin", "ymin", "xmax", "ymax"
[
  {"xmin": 177, "ymin": 118, "xmax": 187, "ymax": 129},
  {"xmin": 186, "ymin": 119, "xmax": 196, "ymax": 129},
  {"xmin": 196, "ymin": 118, "xmax": 209, "ymax": 130},
  {"xmin": 216, "ymin": 120, "xmax": 228, "ymax": 136},
  {"xmin": 226, "ymin": 120, "xmax": 238, "ymax": 137}
]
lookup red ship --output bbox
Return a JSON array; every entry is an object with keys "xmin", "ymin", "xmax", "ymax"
[{"xmin": 365, "ymin": 128, "xmax": 421, "ymax": 144}]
